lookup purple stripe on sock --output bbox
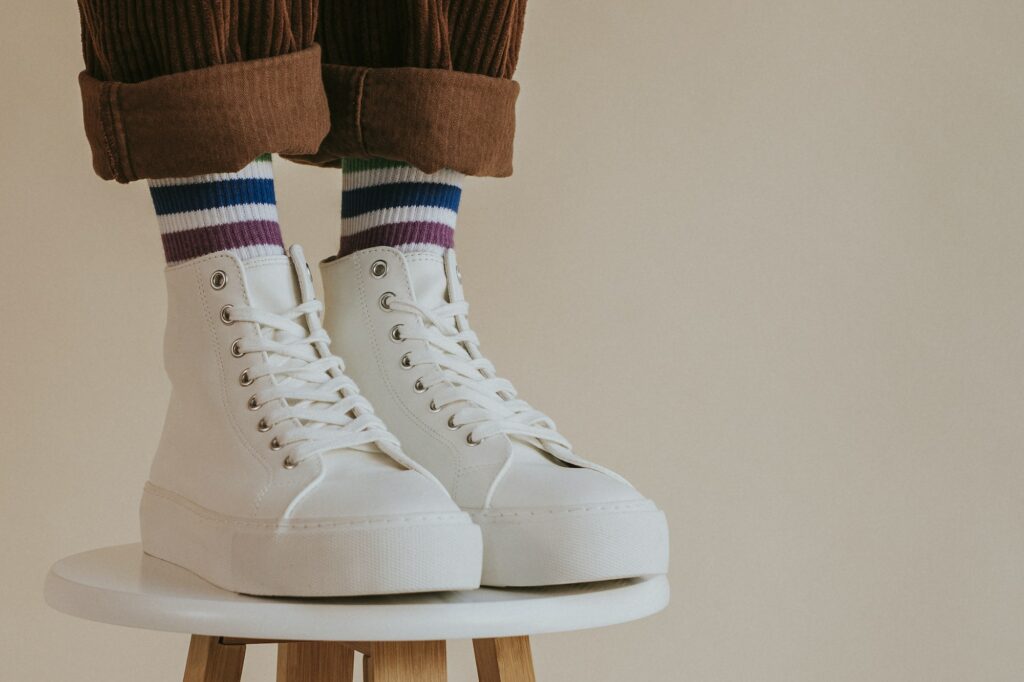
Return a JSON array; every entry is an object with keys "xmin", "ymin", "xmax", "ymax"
[
  {"xmin": 339, "ymin": 221, "xmax": 454, "ymax": 256},
  {"xmin": 161, "ymin": 220, "xmax": 284, "ymax": 263}
]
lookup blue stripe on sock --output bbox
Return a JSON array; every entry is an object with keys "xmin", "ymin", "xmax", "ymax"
[
  {"xmin": 341, "ymin": 182, "xmax": 462, "ymax": 218},
  {"xmin": 149, "ymin": 178, "xmax": 276, "ymax": 215}
]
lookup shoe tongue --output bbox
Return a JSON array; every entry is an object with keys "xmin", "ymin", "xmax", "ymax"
[
  {"xmin": 245, "ymin": 248, "xmax": 390, "ymax": 460},
  {"xmin": 242, "ymin": 256, "xmax": 301, "ymax": 315},
  {"xmin": 406, "ymin": 251, "xmax": 450, "ymax": 309},
  {"xmin": 405, "ymin": 251, "xmax": 563, "ymax": 465},
  {"xmin": 406, "ymin": 249, "xmax": 473, "ymax": 363}
]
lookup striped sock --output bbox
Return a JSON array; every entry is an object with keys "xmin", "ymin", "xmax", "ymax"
[
  {"xmin": 148, "ymin": 154, "xmax": 286, "ymax": 265},
  {"xmin": 339, "ymin": 158, "xmax": 463, "ymax": 257}
]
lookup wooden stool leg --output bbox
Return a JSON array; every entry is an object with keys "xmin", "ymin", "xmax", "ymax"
[
  {"xmin": 277, "ymin": 641, "xmax": 355, "ymax": 681},
  {"xmin": 362, "ymin": 641, "xmax": 446, "ymax": 682},
  {"xmin": 182, "ymin": 635, "xmax": 246, "ymax": 682},
  {"xmin": 473, "ymin": 637, "xmax": 536, "ymax": 682}
]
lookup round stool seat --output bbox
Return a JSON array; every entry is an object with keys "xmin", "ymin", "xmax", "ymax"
[{"xmin": 45, "ymin": 544, "xmax": 669, "ymax": 642}]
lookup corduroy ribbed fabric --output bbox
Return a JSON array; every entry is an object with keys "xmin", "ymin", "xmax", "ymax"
[
  {"xmin": 79, "ymin": 48, "xmax": 329, "ymax": 183},
  {"xmin": 291, "ymin": 0, "xmax": 526, "ymax": 174},
  {"xmin": 316, "ymin": 0, "xmax": 525, "ymax": 78},
  {"xmin": 78, "ymin": 0, "xmax": 320, "ymax": 82},
  {"xmin": 285, "ymin": 65, "xmax": 519, "ymax": 176},
  {"xmin": 76, "ymin": 1, "xmax": 529, "ymax": 181},
  {"xmin": 77, "ymin": 0, "xmax": 328, "ymax": 182}
]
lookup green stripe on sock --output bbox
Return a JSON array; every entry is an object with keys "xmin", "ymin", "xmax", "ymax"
[{"xmin": 342, "ymin": 157, "xmax": 410, "ymax": 173}]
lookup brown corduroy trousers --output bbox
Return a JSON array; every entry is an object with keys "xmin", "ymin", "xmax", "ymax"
[{"xmin": 77, "ymin": 1, "xmax": 526, "ymax": 183}]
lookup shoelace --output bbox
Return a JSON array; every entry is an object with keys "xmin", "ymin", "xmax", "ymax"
[
  {"xmin": 230, "ymin": 299, "xmax": 399, "ymax": 468},
  {"xmin": 389, "ymin": 297, "xmax": 572, "ymax": 451}
]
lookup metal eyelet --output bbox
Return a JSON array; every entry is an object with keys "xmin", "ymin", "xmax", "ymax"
[
  {"xmin": 429, "ymin": 400, "xmax": 440, "ymax": 412},
  {"xmin": 219, "ymin": 305, "xmax": 234, "ymax": 324},
  {"xmin": 400, "ymin": 353, "xmax": 413, "ymax": 369},
  {"xmin": 257, "ymin": 418, "xmax": 271, "ymax": 433},
  {"xmin": 239, "ymin": 370, "xmax": 253, "ymax": 387},
  {"xmin": 210, "ymin": 270, "xmax": 227, "ymax": 290},
  {"xmin": 413, "ymin": 379, "xmax": 426, "ymax": 393},
  {"xmin": 282, "ymin": 455, "xmax": 297, "ymax": 470},
  {"xmin": 447, "ymin": 416, "xmax": 460, "ymax": 430},
  {"xmin": 390, "ymin": 324, "xmax": 403, "ymax": 342},
  {"xmin": 466, "ymin": 433, "xmax": 480, "ymax": 446},
  {"xmin": 370, "ymin": 260, "xmax": 388, "ymax": 278},
  {"xmin": 269, "ymin": 437, "xmax": 282, "ymax": 451},
  {"xmin": 247, "ymin": 395, "xmax": 261, "ymax": 411},
  {"xmin": 379, "ymin": 292, "xmax": 395, "ymax": 311},
  {"xmin": 230, "ymin": 339, "xmax": 244, "ymax": 358}
]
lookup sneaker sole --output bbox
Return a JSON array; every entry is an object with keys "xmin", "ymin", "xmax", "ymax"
[
  {"xmin": 140, "ymin": 483, "xmax": 483, "ymax": 597},
  {"xmin": 471, "ymin": 500, "xmax": 669, "ymax": 587}
]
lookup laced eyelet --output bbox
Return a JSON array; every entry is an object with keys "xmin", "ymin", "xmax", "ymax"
[
  {"xmin": 210, "ymin": 270, "xmax": 227, "ymax": 289},
  {"xmin": 282, "ymin": 455, "xmax": 297, "ymax": 469},
  {"xmin": 219, "ymin": 305, "xmax": 234, "ymax": 324},
  {"xmin": 269, "ymin": 437, "xmax": 282, "ymax": 451},
  {"xmin": 239, "ymin": 370, "xmax": 253, "ymax": 387},
  {"xmin": 257, "ymin": 417, "xmax": 271, "ymax": 432},
  {"xmin": 466, "ymin": 433, "xmax": 480, "ymax": 446},
  {"xmin": 230, "ymin": 339, "xmax": 244, "ymax": 358},
  {"xmin": 379, "ymin": 292, "xmax": 394, "ymax": 311},
  {"xmin": 390, "ymin": 324, "xmax": 403, "ymax": 342},
  {"xmin": 429, "ymin": 400, "xmax": 440, "ymax": 412},
  {"xmin": 447, "ymin": 416, "xmax": 460, "ymax": 430},
  {"xmin": 247, "ymin": 395, "xmax": 261, "ymax": 411},
  {"xmin": 370, "ymin": 260, "xmax": 388, "ymax": 278},
  {"xmin": 413, "ymin": 379, "xmax": 426, "ymax": 393},
  {"xmin": 400, "ymin": 353, "xmax": 413, "ymax": 369}
]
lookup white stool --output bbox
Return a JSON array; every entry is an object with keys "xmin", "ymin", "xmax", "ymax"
[{"xmin": 45, "ymin": 544, "xmax": 669, "ymax": 681}]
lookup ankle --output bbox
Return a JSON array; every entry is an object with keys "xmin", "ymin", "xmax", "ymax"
[
  {"xmin": 339, "ymin": 158, "xmax": 463, "ymax": 256},
  {"xmin": 149, "ymin": 154, "xmax": 284, "ymax": 265}
]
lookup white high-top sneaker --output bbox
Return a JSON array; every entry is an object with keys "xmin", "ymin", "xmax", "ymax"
[
  {"xmin": 321, "ymin": 248, "xmax": 669, "ymax": 586},
  {"xmin": 141, "ymin": 245, "xmax": 482, "ymax": 596}
]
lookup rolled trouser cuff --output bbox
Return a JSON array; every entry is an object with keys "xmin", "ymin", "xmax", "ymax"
[
  {"xmin": 79, "ymin": 46, "xmax": 329, "ymax": 183},
  {"xmin": 286, "ymin": 65, "xmax": 519, "ymax": 177}
]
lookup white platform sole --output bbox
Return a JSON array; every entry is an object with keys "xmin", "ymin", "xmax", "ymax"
[
  {"xmin": 140, "ymin": 483, "xmax": 483, "ymax": 597},
  {"xmin": 472, "ymin": 500, "xmax": 669, "ymax": 587}
]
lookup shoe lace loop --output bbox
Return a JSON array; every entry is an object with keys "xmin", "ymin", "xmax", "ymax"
[
  {"xmin": 231, "ymin": 298, "xmax": 398, "ymax": 466},
  {"xmin": 389, "ymin": 297, "xmax": 572, "ymax": 451}
]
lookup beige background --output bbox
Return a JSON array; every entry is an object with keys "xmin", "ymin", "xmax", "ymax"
[{"xmin": 3, "ymin": 2, "xmax": 1023, "ymax": 680}]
